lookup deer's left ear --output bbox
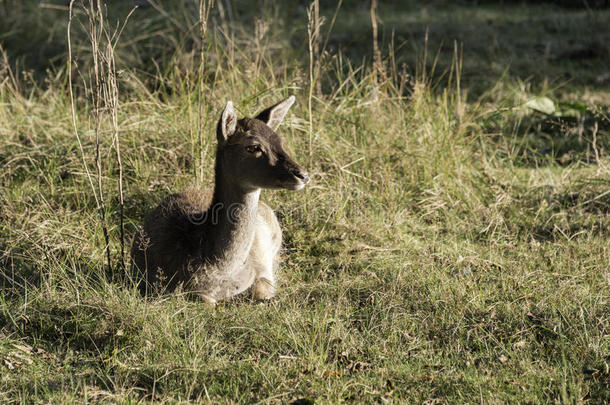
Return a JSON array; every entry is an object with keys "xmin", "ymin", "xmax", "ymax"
[
  {"xmin": 255, "ymin": 96, "xmax": 295, "ymax": 131},
  {"xmin": 217, "ymin": 100, "xmax": 237, "ymax": 145}
]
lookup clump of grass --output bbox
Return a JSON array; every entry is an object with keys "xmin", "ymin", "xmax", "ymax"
[{"xmin": 1, "ymin": 1, "xmax": 609, "ymax": 403}]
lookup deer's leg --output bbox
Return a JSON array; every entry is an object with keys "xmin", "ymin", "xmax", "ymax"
[
  {"xmin": 250, "ymin": 212, "xmax": 281, "ymax": 300},
  {"xmin": 191, "ymin": 264, "xmax": 256, "ymax": 302}
]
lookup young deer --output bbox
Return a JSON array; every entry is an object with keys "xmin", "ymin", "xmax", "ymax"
[{"xmin": 131, "ymin": 96, "xmax": 309, "ymax": 303}]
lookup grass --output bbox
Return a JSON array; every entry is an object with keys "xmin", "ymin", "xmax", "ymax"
[{"xmin": 1, "ymin": 0, "xmax": 609, "ymax": 403}]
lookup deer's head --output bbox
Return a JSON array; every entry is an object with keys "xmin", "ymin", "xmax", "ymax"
[{"xmin": 216, "ymin": 96, "xmax": 310, "ymax": 191}]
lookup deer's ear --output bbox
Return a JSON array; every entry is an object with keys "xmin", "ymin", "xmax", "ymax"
[
  {"xmin": 255, "ymin": 96, "xmax": 295, "ymax": 131},
  {"xmin": 217, "ymin": 101, "xmax": 237, "ymax": 144}
]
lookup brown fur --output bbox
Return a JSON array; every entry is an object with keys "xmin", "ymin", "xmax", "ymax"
[{"xmin": 131, "ymin": 189, "xmax": 281, "ymax": 297}]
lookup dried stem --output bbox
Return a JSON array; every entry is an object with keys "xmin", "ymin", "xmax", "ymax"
[
  {"xmin": 110, "ymin": 55, "xmax": 125, "ymax": 271},
  {"xmin": 68, "ymin": 0, "xmax": 111, "ymax": 270},
  {"xmin": 307, "ymin": 2, "xmax": 322, "ymax": 167},
  {"xmin": 104, "ymin": 36, "xmax": 123, "ymax": 271},
  {"xmin": 197, "ymin": 0, "xmax": 214, "ymax": 183},
  {"xmin": 320, "ymin": 0, "xmax": 343, "ymax": 67},
  {"xmin": 69, "ymin": 0, "xmax": 134, "ymax": 274},
  {"xmin": 88, "ymin": 1, "xmax": 112, "ymax": 274},
  {"xmin": 68, "ymin": 1, "xmax": 99, "ymax": 206},
  {"xmin": 312, "ymin": 0, "xmax": 321, "ymax": 95},
  {"xmin": 370, "ymin": 0, "xmax": 384, "ymax": 85}
]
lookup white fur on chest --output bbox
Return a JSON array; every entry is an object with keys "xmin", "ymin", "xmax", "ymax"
[{"xmin": 203, "ymin": 210, "xmax": 279, "ymax": 301}]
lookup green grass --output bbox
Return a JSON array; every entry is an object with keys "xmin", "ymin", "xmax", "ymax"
[{"xmin": 1, "ymin": 1, "xmax": 609, "ymax": 403}]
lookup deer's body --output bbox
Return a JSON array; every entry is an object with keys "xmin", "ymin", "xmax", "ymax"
[{"xmin": 131, "ymin": 97, "xmax": 308, "ymax": 302}]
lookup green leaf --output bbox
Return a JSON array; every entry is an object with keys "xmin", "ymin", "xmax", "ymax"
[{"xmin": 525, "ymin": 97, "xmax": 556, "ymax": 115}]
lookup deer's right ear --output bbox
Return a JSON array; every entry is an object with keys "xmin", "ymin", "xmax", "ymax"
[
  {"xmin": 255, "ymin": 96, "xmax": 295, "ymax": 131},
  {"xmin": 217, "ymin": 101, "xmax": 237, "ymax": 144}
]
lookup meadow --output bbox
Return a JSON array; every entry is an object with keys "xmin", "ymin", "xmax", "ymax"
[{"xmin": 0, "ymin": 0, "xmax": 609, "ymax": 402}]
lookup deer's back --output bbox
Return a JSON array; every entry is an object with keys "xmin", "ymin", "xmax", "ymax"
[{"xmin": 131, "ymin": 189, "xmax": 213, "ymax": 293}]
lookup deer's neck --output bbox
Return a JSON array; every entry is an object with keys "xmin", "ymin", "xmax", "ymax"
[{"xmin": 204, "ymin": 158, "xmax": 260, "ymax": 273}]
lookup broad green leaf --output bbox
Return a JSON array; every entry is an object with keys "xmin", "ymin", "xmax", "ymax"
[{"xmin": 525, "ymin": 97, "xmax": 556, "ymax": 115}]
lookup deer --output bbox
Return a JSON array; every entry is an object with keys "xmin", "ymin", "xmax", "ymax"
[{"xmin": 131, "ymin": 96, "xmax": 309, "ymax": 303}]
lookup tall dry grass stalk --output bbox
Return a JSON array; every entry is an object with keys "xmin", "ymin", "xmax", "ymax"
[
  {"xmin": 104, "ymin": 7, "xmax": 136, "ymax": 271},
  {"xmin": 68, "ymin": 0, "xmax": 134, "ymax": 274},
  {"xmin": 68, "ymin": 0, "xmax": 104, "ymax": 267},
  {"xmin": 307, "ymin": 1, "xmax": 323, "ymax": 167},
  {"xmin": 370, "ymin": 0, "xmax": 384, "ymax": 86},
  {"xmin": 197, "ymin": 0, "xmax": 214, "ymax": 183},
  {"xmin": 312, "ymin": 0, "xmax": 321, "ymax": 95},
  {"xmin": 87, "ymin": 0, "xmax": 113, "ymax": 273}
]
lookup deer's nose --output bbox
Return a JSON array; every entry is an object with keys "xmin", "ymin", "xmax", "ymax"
[{"xmin": 291, "ymin": 169, "xmax": 310, "ymax": 184}]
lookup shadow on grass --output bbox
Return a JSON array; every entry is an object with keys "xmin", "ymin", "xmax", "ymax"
[
  {"xmin": 489, "ymin": 106, "xmax": 610, "ymax": 167},
  {"xmin": 2, "ymin": 1, "xmax": 609, "ymax": 98},
  {"xmin": 511, "ymin": 180, "xmax": 610, "ymax": 241},
  {"xmin": 323, "ymin": 2, "xmax": 610, "ymax": 95}
]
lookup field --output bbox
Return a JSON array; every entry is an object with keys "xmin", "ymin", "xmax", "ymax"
[{"xmin": 1, "ymin": 0, "xmax": 609, "ymax": 403}]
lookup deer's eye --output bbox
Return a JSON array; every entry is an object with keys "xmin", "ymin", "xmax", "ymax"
[{"xmin": 245, "ymin": 145, "xmax": 262, "ymax": 154}]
